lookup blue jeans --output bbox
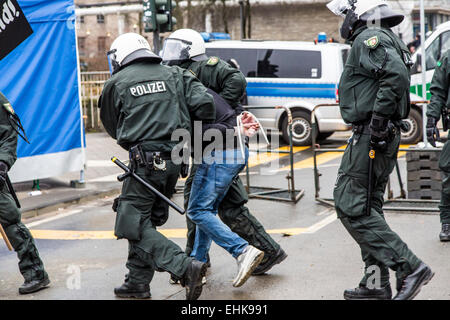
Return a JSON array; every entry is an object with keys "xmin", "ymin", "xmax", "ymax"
[{"xmin": 187, "ymin": 148, "xmax": 249, "ymax": 263}]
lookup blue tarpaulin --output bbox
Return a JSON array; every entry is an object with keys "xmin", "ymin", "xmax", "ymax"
[{"xmin": 0, "ymin": 0, "xmax": 85, "ymax": 182}]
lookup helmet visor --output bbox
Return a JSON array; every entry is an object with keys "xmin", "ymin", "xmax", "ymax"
[
  {"xmin": 161, "ymin": 38, "xmax": 192, "ymax": 65},
  {"xmin": 327, "ymin": 0, "xmax": 352, "ymax": 17},
  {"xmin": 107, "ymin": 49, "xmax": 120, "ymax": 75}
]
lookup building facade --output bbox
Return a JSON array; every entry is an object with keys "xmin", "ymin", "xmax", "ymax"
[{"xmin": 75, "ymin": 0, "xmax": 450, "ymax": 71}]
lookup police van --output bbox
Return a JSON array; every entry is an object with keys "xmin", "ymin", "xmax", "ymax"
[
  {"xmin": 205, "ymin": 39, "xmax": 351, "ymax": 146},
  {"xmin": 408, "ymin": 21, "xmax": 450, "ymax": 143}
]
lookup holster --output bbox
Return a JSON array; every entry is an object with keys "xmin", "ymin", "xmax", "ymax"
[{"xmin": 129, "ymin": 144, "xmax": 170, "ymax": 172}]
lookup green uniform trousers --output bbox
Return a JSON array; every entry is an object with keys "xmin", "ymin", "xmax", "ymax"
[
  {"xmin": 184, "ymin": 164, "xmax": 280, "ymax": 260},
  {"xmin": 439, "ymin": 140, "xmax": 450, "ymax": 224},
  {"xmin": 114, "ymin": 161, "xmax": 192, "ymax": 285},
  {"xmin": 334, "ymin": 132, "xmax": 422, "ymax": 287},
  {"xmin": 0, "ymin": 185, "xmax": 47, "ymax": 282}
]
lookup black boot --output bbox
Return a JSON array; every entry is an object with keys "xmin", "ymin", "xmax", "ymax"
[
  {"xmin": 393, "ymin": 263, "xmax": 434, "ymax": 300},
  {"xmin": 114, "ymin": 281, "xmax": 151, "ymax": 299},
  {"xmin": 343, "ymin": 284, "xmax": 392, "ymax": 300},
  {"xmin": 180, "ymin": 259, "xmax": 207, "ymax": 300},
  {"xmin": 19, "ymin": 277, "xmax": 50, "ymax": 295},
  {"xmin": 252, "ymin": 248, "xmax": 287, "ymax": 275},
  {"xmin": 440, "ymin": 224, "xmax": 450, "ymax": 242}
]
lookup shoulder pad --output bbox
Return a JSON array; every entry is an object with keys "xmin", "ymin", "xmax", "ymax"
[
  {"xmin": 2, "ymin": 102, "xmax": 15, "ymax": 116},
  {"xmin": 206, "ymin": 56, "xmax": 220, "ymax": 66},
  {"xmin": 364, "ymin": 36, "xmax": 380, "ymax": 50}
]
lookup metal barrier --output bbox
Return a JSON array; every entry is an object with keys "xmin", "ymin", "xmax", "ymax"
[
  {"xmin": 80, "ymin": 71, "xmax": 110, "ymax": 131},
  {"xmin": 311, "ymin": 102, "xmax": 442, "ymax": 213},
  {"xmin": 243, "ymin": 106, "xmax": 304, "ymax": 203}
]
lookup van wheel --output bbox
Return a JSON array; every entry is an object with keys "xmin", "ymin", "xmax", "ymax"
[
  {"xmin": 401, "ymin": 108, "xmax": 423, "ymax": 144},
  {"xmin": 281, "ymin": 110, "xmax": 316, "ymax": 146}
]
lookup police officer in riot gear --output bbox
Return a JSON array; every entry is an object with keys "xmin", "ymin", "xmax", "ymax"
[
  {"xmin": 99, "ymin": 33, "xmax": 216, "ymax": 300},
  {"xmin": 162, "ymin": 28, "xmax": 287, "ymax": 276},
  {"xmin": 0, "ymin": 91, "xmax": 50, "ymax": 294},
  {"xmin": 426, "ymin": 49, "xmax": 450, "ymax": 242},
  {"xmin": 328, "ymin": 0, "xmax": 433, "ymax": 300}
]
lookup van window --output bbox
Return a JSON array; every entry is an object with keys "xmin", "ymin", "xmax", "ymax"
[
  {"xmin": 441, "ymin": 31, "xmax": 450, "ymax": 57},
  {"xmin": 342, "ymin": 48, "xmax": 349, "ymax": 65},
  {"xmin": 256, "ymin": 49, "xmax": 322, "ymax": 79},
  {"xmin": 205, "ymin": 48, "xmax": 257, "ymax": 77},
  {"xmin": 426, "ymin": 36, "xmax": 441, "ymax": 70}
]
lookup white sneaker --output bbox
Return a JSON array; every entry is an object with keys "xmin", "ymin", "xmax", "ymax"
[{"xmin": 232, "ymin": 245, "xmax": 264, "ymax": 287}]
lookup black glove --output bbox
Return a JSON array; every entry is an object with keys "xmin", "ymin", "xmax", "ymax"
[
  {"xmin": 426, "ymin": 117, "xmax": 440, "ymax": 147},
  {"xmin": 180, "ymin": 163, "xmax": 189, "ymax": 178},
  {"xmin": 0, "ymin": 161, "xmax": 8, "ymax": 189},
  {"xmin": 369, "ymin": 114, "xmax": 390, "ymax": 151}
]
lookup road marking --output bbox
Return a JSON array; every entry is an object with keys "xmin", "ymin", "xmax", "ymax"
[
  {"xmin": 26, "ymin": 210, "xmax": 83, "ymax": 228},
  {"xmin": 303, "ymin": 212, "xmax": 337, "ymax": 234},
  {"xmin": 278, "ymin": 145, "xmax": 346, "ymax": 171},
  {"xmin": 248, "ymin": 146, "xmax": 309, "ymax": 168},
  {"xmin": 397, "ymin": 144, "xmax": 412, "ymax": 158},
  {"xmin": 276, "ymin": 144, "xmax": 411, "ymax": 172},
  {"xmin": 28, "ymin": 212, "xmax": 337, "ymax": 240}
]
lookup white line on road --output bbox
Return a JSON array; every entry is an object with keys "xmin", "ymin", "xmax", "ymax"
[
  {"xmin": 304, "ymin": 211, "xmax": 337, "ymax": 234},
  {"xmin": 26, "ymin": 209, "xmax": 83, "ymax": 228}
]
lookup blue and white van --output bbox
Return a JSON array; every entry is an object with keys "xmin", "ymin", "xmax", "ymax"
[
  {"xmin": 408, "ymin": 21, "xmax": 450, "ymax": 143},
  {"xmin": 205, "ymin": 39, "xmax": 351, "ymax": 146}
]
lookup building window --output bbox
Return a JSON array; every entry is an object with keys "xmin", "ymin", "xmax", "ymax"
[
  {"xmin": 98, "ymin": 37, "xmax": 107, "ymax": 53},
  {"xmin": 77, "ymin": 15, "xmax": 84, "ymax": 24},
  {"xmin": 97, "ymin": 14, "xmax": 105, "ymax": 24},
  {"xmin": 78, "ymin": 37, "xmax": 86, "ymax": 56}
]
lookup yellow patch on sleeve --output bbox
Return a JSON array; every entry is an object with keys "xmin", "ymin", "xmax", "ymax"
[{"xmin": 207, "ymin": 56, "xmax": 219, "ymax": 66}]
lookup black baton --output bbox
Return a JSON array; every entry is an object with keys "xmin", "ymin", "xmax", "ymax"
[
  {"xmin": 366, "ymin": 149, "xmax": 375, "ymax": 216},
  {"xmin": 111, "ymin": 157, "xmax": 185, "ymax": 215},
  {"xmin": 5, "ymin": 174, "xmax": 21, "ymax": 209}
]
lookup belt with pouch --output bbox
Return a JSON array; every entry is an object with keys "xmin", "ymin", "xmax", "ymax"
[
  {"xmin": 351, "ymin": 120, "xmax": 400, "ymax": 146},
  {"xmin": 129, "ymin": 144, "xmax": 171, "ymax": 171}
]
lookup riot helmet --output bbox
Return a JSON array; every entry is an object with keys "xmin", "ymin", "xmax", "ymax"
[
  {"xmin": 107, "ymin": 33, "xmax": 162, "ymax": 75},
  {"xmin": 327, "ymin": 0, "xmax": 404, "ymax": 39},
  {"xmin": 161, "ymin": 29, "xmax": 207, "ymax": 65}
]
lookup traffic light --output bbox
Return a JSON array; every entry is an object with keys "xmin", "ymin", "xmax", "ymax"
[{"xmin": 143, "ymin": 0, "xmax": 177, "ymax": 33}]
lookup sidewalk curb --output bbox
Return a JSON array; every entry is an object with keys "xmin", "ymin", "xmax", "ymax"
[{"xmin": 20, "ymin": 187, "xmax": 121, "ymax": 220}]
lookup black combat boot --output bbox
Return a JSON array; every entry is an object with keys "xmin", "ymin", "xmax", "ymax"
[
  {"xmin": 343, "ymin": 284, "xmax": 392, "ymax": 300},
  {"xmin": 114, "ymin": 281, "xmax": 151, "ymax": 299},
  {"xmin": 180, "ymin": 259, "xmax": 207, "ymax": 300},
  {"xmin": 19, "ymin": 277, "xmax": 50, "ymax": 295},
  {"xmin": 252, "ymin": 248, "xmax": 287, "ymax": 275},
  {"xmin": 393, "ymin": 263, "xmax": 434, "ymax": 300},
  {"xmin": 440, "ymin": 224, "xmax": 450, "ymax": 242}
]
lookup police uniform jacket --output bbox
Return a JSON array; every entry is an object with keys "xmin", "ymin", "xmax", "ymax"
[
  {"xmin": 338, "ymin": 26, "xmax": 412, "ymax": 124},
  {"xmin": 99, "ymin": 61, "xmax": 216, "ymax": 152}
]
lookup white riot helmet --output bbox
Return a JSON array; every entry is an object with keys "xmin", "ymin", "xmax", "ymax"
[
  {"xmin": 161, "ymin": 29, "xmax": 207, "ymax": 65},
  {"xmin": 327, "ymin": 0, "xmax": 404, "ymax": 39},
  {"xmin": 107, "ymin": 33, "xmax": 162, "ymax": 75}
]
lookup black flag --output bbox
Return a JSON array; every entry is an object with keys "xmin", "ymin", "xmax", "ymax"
[{"xmin": 0, "ymin": 0, "xmax": 33, "ymax": 60}]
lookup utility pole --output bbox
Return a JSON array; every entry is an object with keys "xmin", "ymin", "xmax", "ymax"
[
  {"xmin": 419, "ymin": 0, "xmax": 427, "ymax": 146},
  {"xmin": 239, "ymin": 0, "xmax": 245, "ymax": 39}
]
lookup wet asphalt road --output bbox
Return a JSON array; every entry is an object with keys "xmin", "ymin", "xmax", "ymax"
[{"xmin": 0, "ymin": 136, "xmax": 448, "ymax": 300}]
